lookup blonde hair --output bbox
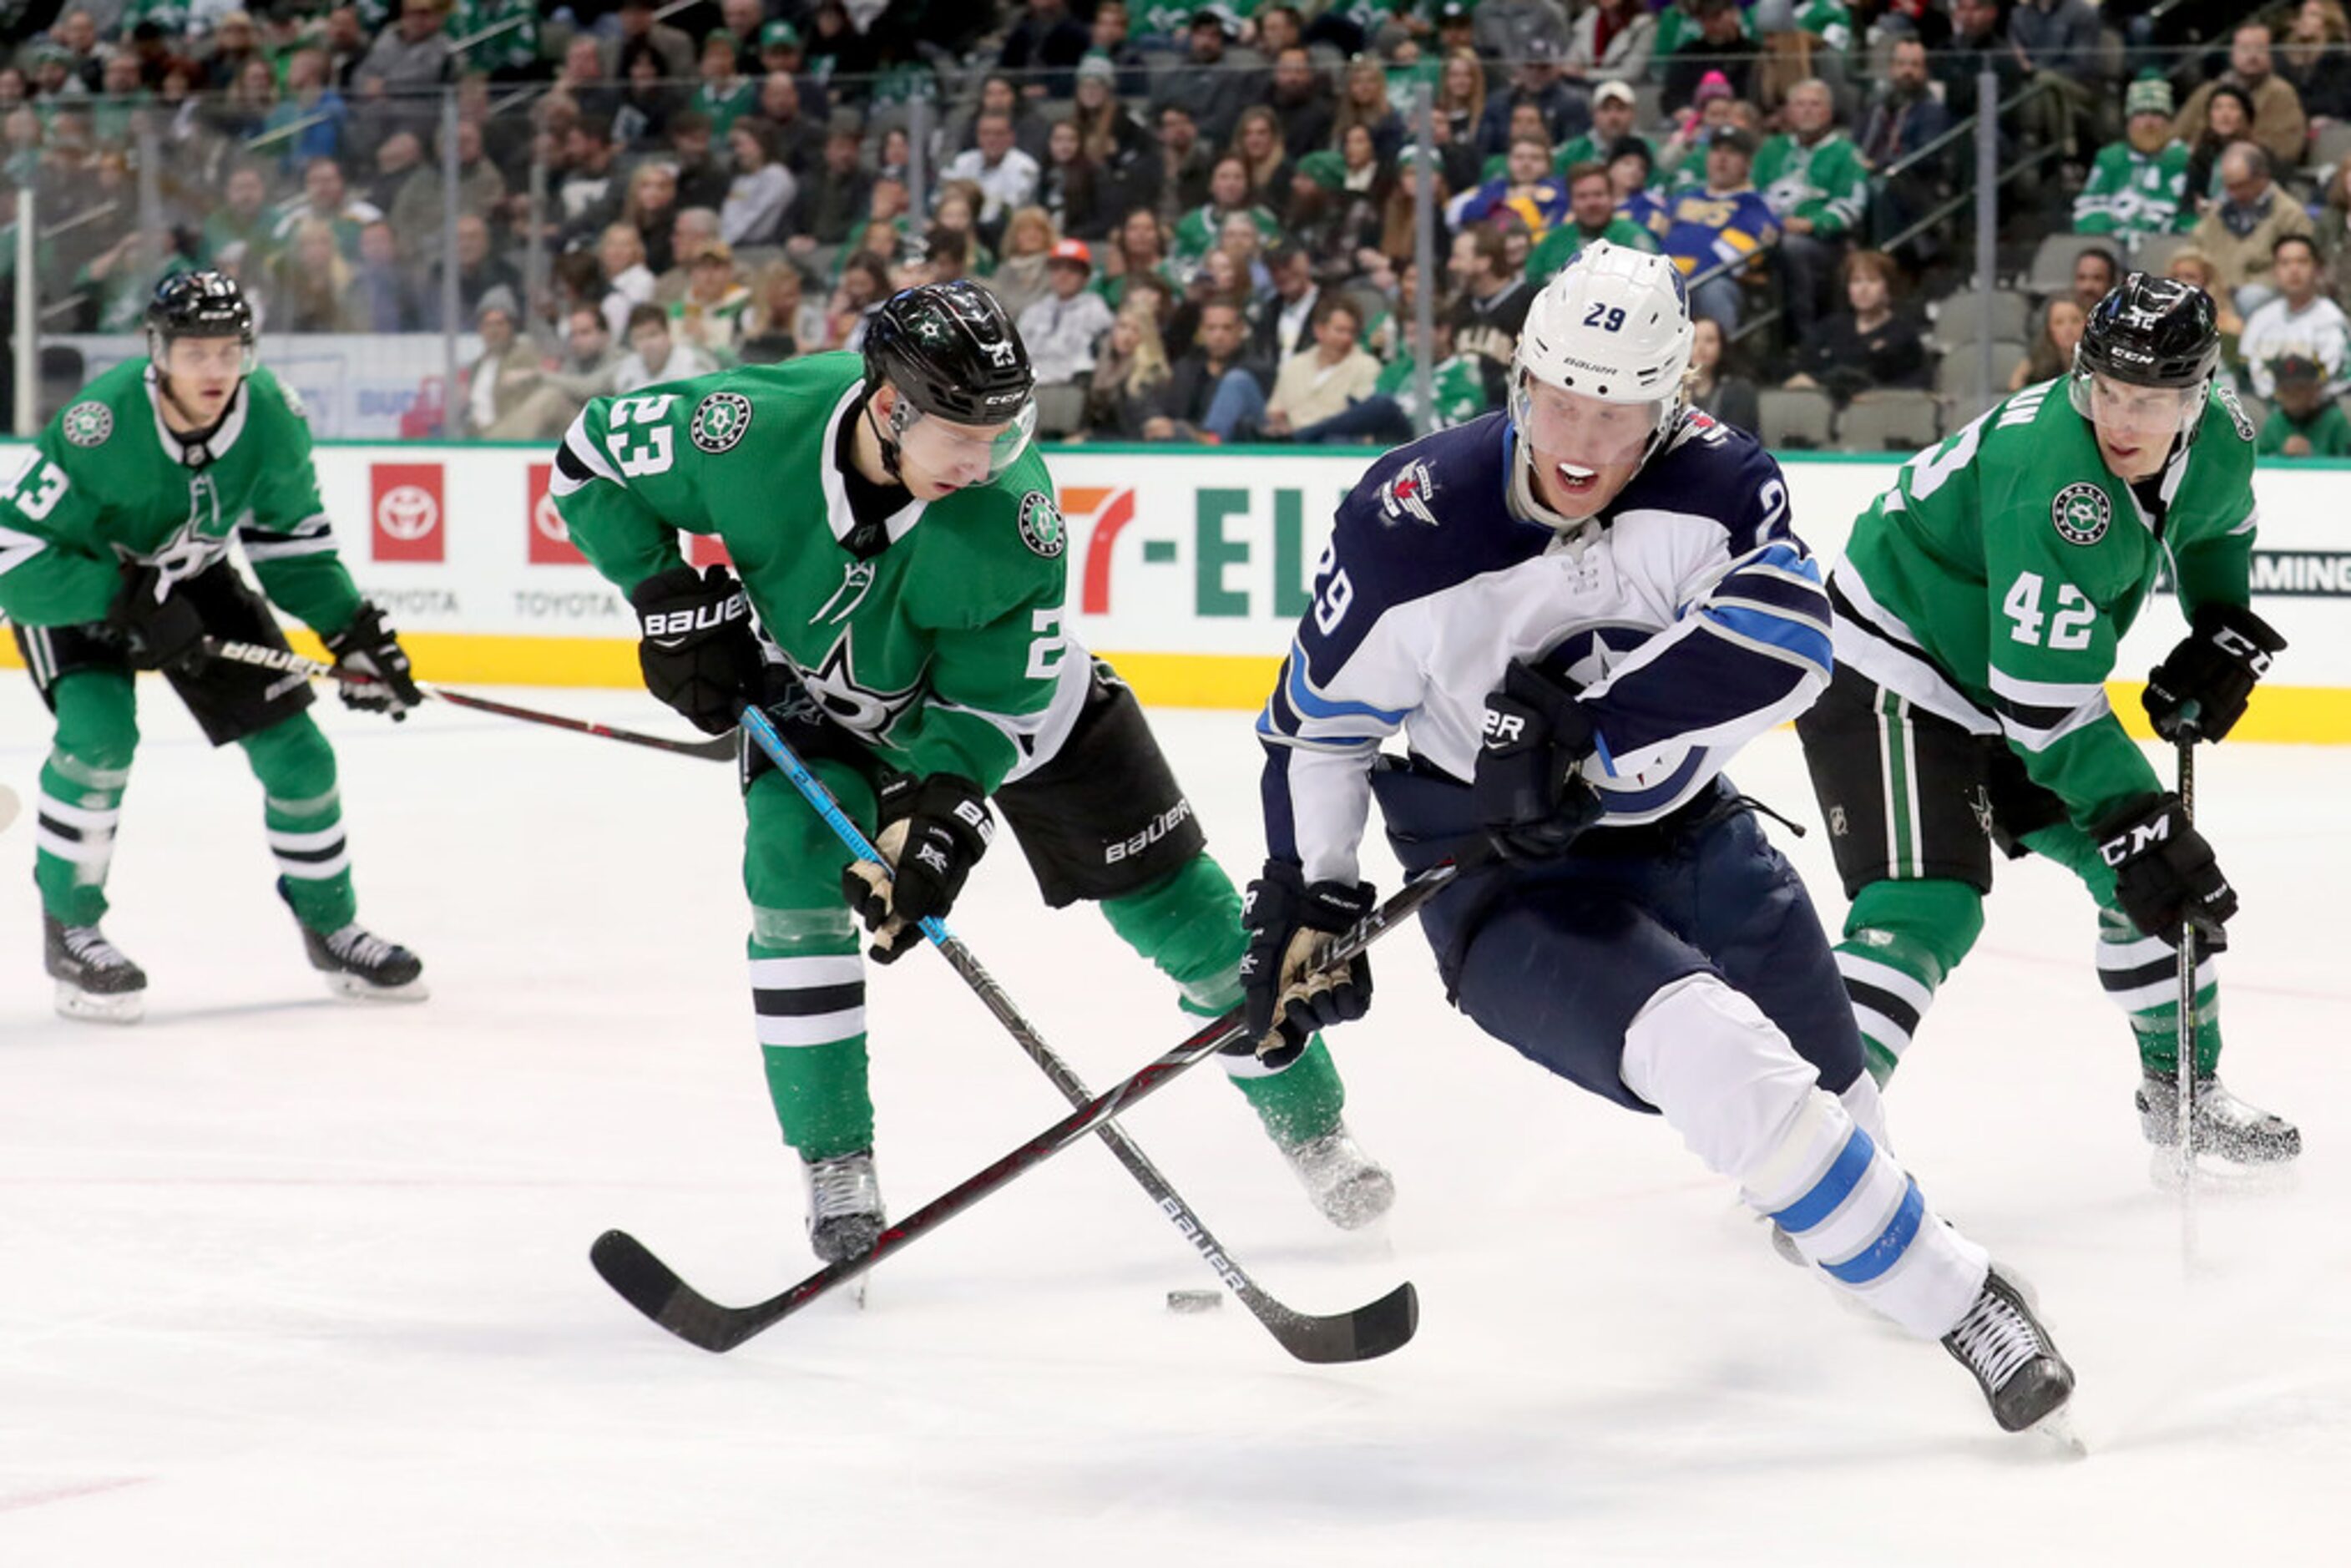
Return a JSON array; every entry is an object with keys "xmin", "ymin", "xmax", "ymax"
[
  {"xmin": 1002, "ymin": 205, "xmax": 1058, "ymax": 259},
  {"xmin": 1119, "ymin": 301, "xmax": 1170, "ymax": 397}
]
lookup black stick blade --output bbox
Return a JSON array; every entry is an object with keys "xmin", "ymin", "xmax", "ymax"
[
  {"xmin": 1263, "ymin": 1280, "xmax": 1419, "ymax": 1364},
  {"xmin": 591, "ymin": 1229, "xmax": 740, "ymax": 1353}
]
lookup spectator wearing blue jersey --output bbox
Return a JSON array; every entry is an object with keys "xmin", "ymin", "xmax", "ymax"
[{"xmin": 1654, "ymin": 126, "xmax": 1778, "ymax": 331}]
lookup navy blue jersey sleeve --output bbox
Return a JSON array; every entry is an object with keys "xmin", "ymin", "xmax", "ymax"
[{"xmin": 1576, "ymin": 424, "xmax": 1834, "ymax": 776}]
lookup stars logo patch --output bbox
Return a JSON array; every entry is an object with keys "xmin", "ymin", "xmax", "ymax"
[
  {"xmin": 690, "ymin": 392, "xmax": 753, "ymax": 454},
  {"xmin": 2050, "ymin": 481, "xmax": 2111, "ymax": 547},
  {"xmin": 63, "ymin": 402, "xmax": 113, "ymax": 448},
  {"xmin": 1017, "ymin": 490, "xmax": 1065, "ymax": 557}
]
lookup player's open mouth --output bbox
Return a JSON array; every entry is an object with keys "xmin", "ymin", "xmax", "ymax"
[{"xmin": 1556, "ymin": 462, "xmax": 1600, "ymax": 493}]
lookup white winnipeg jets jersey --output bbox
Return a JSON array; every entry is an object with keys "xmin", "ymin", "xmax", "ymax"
[{"xmin": 1258, "ymin": 408, "xmax": 1834, "ymax": 884}]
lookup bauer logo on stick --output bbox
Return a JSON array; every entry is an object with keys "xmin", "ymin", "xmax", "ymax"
[
  {"xmin": 690, "ymin": 392, "xmax": 754, "ymax": 453},
  {"xmin": 2051, "ymin": 482, "xmax": 2111, "ymax": 547}
]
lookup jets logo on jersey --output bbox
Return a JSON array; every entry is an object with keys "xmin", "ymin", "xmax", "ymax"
[
  {"xmin": 690, "ymin": 392, "xmax": 753, "ymax": 454},
  {"xmin": 2051, "ymin": 482, "xmax": 2111, "ymax": 547},
  {"xmin": 62, "ymin": 402, "xmax": 112, "ymax": 448},
  {"xmin": 1378, "ymin": 460, "xmax": 1438, "ymax": 527},
  {"xmin": 1018, "ymin": 490, "xmax": 1065, "ymax": 557}
]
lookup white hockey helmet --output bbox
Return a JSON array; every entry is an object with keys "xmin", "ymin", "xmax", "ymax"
[{"xmin": 1510, "ymin": 240, "xmax": 1695, "ymax": 471}]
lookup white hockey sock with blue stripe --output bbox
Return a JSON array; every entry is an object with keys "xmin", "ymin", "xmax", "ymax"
[{"xmin": 1620, "ymin": 974, "xmax": 1987, "ymax": 1339}]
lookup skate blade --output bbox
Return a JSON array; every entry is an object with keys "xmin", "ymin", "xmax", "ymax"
[
  {"xmin": 324, "ymin": 973, "xmax": 431, "ymax": 1004},
  {"xmin": 2145, "ymin": 1148, "xmax": 2300, "ymax": 1199},
  {"xmin": 2027, "ymin": 1404, "xmax": 2089, "ymax": 1460},
  {"xmin": 54, "ymin": 981, "xmax": 144, "ymax": 1024}
]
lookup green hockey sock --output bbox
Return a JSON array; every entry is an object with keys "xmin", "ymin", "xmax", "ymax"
[
  {"xmin": 750, "ymin": 908, "xmax": 872, "ymax": 1161},
  {"xmin": 33, "ymin": 670, "xmax": 137, "ymax": 928},
  {"xmin": 245, "ymin": 714, "xmax": 356, "ymax": 933},
  {"xmin": 1836, "ymin": 878, "xmax": 1984, "ymax": 1086},
  {"xmin": 2024, "ymin": 824, "xmax": 2224, "ymax": 1078},
  {"xmin": 1097, "ymin": 853, "xmax": 1347, "ymax": 1146}
]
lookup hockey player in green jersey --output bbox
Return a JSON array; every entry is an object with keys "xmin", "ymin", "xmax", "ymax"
[
  {"xmin": 550, "ymin": 281, "xmax": 1393, "ymax": 1265},
  {"xmin": 0, "ymin": 271, "xmax": 427, "ymax": 1022},
  {"xmin": 1797, "ymin": 275, "xmax": 2297, "ymax": 1164}
]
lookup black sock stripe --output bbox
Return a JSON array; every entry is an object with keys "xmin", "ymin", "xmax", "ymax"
[
  {"xmin": 754, "ymin": 983, "xmax": 866, "ymax": 1017},
  {"xmin": 1842, "ymin": 978, "xmax": 1921, "ymax": 1035},
  {"xmin": 2100, "ymin": 957, "xmax": 2187, "ymax": 993},
  {"xmin": 35, "ymin": 814, "xmax": 83, "ymax": 842},
  {"xmin": 271, "ymin": 842, "xmax": 347, "ymax": 864}
]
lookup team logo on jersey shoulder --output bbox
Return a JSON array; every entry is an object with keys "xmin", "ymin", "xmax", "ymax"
[
  {"xmin": 62, "ymin": 401, "xmax": 112, "ymax": 448},
  {"xmin": 2215, "ymin": 382, "xmax": 2255, "ymax": 443},
  {"xmin": 1017, "ymin": 490, "xmax": 1065, "ymax": 557},
  {"xmin": 1378, "ymin": 459, "xmax": 1438, "ymax": 526},
  {"xmin": 689, "ymin": 392, "xmax": 754, "ymax": 453},
  {"xmin": 2051, "ymin": 481, "xmax": 2111, "ymax": 546}
]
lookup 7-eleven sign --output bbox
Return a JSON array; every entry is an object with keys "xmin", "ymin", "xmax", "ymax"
[{"xmin": 1059, "ymin": 485, "xmax": 1136, "ymax": 615}]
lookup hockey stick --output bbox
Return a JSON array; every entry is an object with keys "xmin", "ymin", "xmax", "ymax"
[
  {"xmin": 2174, "ymin": 711, "xmax": 2202, "ymax": 1262},
  {"xmin": 615, "ymin": 700, "xmax": 1422, "ymax": 1360},
  {"xmin": 197, "ymin": 638, "xmax": 736, "ymax": 761},
  {"xmin": 589, "ymin": 857, "xmax": 1456, "ymax": 1356}
]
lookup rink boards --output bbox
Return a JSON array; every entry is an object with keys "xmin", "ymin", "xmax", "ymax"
[{"xmin": 5, "ymin": 440, "xmax": 2349, "ymax": 742}]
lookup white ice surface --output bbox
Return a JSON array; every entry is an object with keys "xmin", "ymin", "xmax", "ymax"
[{"xmin": 1, "ymin": 680, "xmax": 2345, "ymax": 1566}]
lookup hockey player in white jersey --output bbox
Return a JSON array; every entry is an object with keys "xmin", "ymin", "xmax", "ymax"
[{"xmin": 1242, "ymin": 242, "xmax": 2075, "ymax": 1435}]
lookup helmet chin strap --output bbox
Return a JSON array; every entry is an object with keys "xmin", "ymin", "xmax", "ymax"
[{"xmin": 862, "ymin": 388, "xmax": 907, "ymax": 483}]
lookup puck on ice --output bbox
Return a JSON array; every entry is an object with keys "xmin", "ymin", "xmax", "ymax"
[{"xmin": 1165, "ymin": 1289, "xmax": 1223, "ymax": 1313}]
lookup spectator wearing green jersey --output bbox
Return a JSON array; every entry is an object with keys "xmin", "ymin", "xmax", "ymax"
[
  {"xmin": 1554, "ymin": 79, "xmax": 1656, "ymax": 180},
  {"xmin": 2075, "ymin": 75, "xmax": 2194, "ymax": 244},
  {"xmin": 1526, "ymin": 160, "xmax": 1660, "ymax": 285},
  {"xmin": 2257, "ymin": 353, "xmax": 2351, "ymax": 455},
  {"xmin": 1753, "ymin": 78, "xmax": 1868, "ymax": 348}
]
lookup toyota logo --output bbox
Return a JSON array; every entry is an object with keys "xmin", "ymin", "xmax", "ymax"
[{"xmin": 377, "ymin": 484, "xmax": 440, "ymax": 541}]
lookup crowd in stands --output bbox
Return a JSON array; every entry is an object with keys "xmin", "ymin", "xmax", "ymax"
[{"xmin": 0, "ymin": 0, "xmax": 2347, "ymax": 458}]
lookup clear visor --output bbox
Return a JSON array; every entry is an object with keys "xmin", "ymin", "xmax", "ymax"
[
  {"xmin": 2068, "ymin": 369, "xmax": 2202, "ymax": 441},
  {"xmin": 153, "ymin": 330, "xmax": 258, "ymax": 380},
  {"xmin": 1512, "ymin": 375, "xmax": 1664, "ymax": 471},
  {"xmin": 892, "ymin": 397, "xmax": 1038, "ymax": 486}
]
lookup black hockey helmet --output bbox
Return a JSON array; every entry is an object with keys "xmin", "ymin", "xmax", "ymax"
[
  {"xmin": 147, "ymin": 270, "xmax": 255, "ymax": 348},
  {"xmin": 862, "ymin": 280, "xmax": 1035, "ymax": 426},
  {"xmin": 2075, "ymin": 272, "xmax": 2219, "ymax": 389}
]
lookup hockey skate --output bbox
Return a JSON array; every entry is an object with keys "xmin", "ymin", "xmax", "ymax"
[
  {"xmin": 1942, "ymin": 1267, "xmax": 2075, "ymax": 1436},
  {"xmin": 803, "ymin": 1148, "xmax": 886, "ymax": 1266},
  {"xmin": 44, "ymin": 915, "xmax": 147, "ymax": 1024},
  {"xmin": 1278, "ymin": 1120, "xmax": 1395, "ymax": 1230},
  {"xmin": 2136, "ymin": 1070, "xmax": 2300, "ymax": 1164},
  {"xmin": 279, "ymin": 882, "xmax": 427, "ymax": 1002}
]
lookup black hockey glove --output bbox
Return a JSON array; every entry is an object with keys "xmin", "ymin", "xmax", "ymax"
[
  {"xmin": 2096, "ymin": 792, "xmax": 2237, "ymax": 951},
  {"xmin": 2143, "ymin": 602, "xmax": 2286, "ymax": 743},
  {"xmin": 841, "ymin": 773, "xmax": 993, "ymax": 963},
  {"xmin": 1241, "ymin": 859, "xmax": 1376, "ymax": 1061},
  {"xmin": 629, "ymin": 564, "xmax": 761, "ymax": 736},
  {"xmin": 324, "ymin": 602, "xmax": 424, "ymax": 721},
  {"xmin": 1473, "ymin": 660, "xmax": 1605, "ymax": 863},
  {"xmin": 109, "ymin": 565, "xmax": 205, "ymax": 672}
]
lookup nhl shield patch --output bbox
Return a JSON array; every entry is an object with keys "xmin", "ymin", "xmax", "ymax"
[
  {"xmin": 2051, "ymin": 482, "xmax": 2111, "ymax": 547},
  {"xmin": 690, "ymin": 392, "xmax": 753, "ymax": 453},
  {"xmin": 62, "ymin": 401, "xmax": 113, "ymax": 448},
  {"xmin": 1018, "ymin": 490, "xmax": 1065, "ymax": 557}
]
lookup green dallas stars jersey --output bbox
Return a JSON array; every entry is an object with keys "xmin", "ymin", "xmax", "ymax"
[
  {"xmin": 551, "ymin": 352, "xmax": 1083, "ymax": 794},
  {"xmin": 1752, "ymin": 131, "xmax": 1869, "ymax": 236},
  {"xmin": 0, "ymin": 358, "xmax": 363, "ymax": 636},
  {"xmin": 1831, "ymin": 377, "xmax": 2260, "ymax": 832},
  {"xmin": 2072, "ymin": 139, "xmax": 2196, "ymax": 240}
]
